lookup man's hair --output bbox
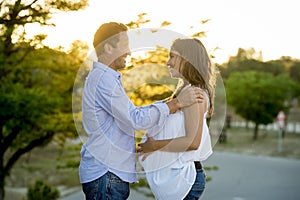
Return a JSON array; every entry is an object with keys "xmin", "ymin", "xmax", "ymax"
[{"xmin": 93, "ymin": 22, "xmax": 128, "ymax": 56}]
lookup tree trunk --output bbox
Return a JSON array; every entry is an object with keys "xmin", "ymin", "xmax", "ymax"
[
  {"xmin": 219, "ymin": 128, "xmax": 227, "ymax": 143},
  {"xmin": 0, "ymin": 173, "xmax": 4, "ymax": 200},
  {"xmin": 253, "ymin": 123, "xmax": 259, "ymax": 140},
  {"xmin": 0, "ymin": 148, "xmax": 4, "ymax": 200}
]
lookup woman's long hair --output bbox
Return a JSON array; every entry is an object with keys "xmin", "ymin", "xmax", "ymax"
[{"xmin": 171, "ymin": 38, "xmax": 218, "ymax": 117}]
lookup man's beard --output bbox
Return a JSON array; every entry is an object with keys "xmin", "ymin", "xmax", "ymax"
[{"xmin": 113, "ymin": 57, "xmax": 126, "ymax": 69}]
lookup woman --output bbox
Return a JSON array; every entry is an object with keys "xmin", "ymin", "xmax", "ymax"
[{"xmin": 138, "ymin": 38, "xmax": 217, "ymax": 200}]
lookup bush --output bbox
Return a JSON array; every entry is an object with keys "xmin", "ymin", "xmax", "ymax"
[{"xmin": 27, "ymin": 180, "xmax": 60, "ymax": 200}]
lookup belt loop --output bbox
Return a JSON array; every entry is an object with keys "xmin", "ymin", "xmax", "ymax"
[{"xmin": 194, "ymin": 161, "xmax": 202, "ymax": 169}]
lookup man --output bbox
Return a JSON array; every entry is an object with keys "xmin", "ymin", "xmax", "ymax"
[{"xmin": 79, "ymin": 22, "xmax": 203, "ymax": 200}]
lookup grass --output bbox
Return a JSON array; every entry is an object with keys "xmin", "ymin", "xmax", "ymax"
[
  {"xmin": 4, "ymin": 127, "xmax": 300, "ymax": 200},
  {"xmin": 6, "ymin": 141, "xmax": 81, "ymax": 188},
  {"xmin": 213, "ymin": 126, "xmax": 300, "ymax": 159},
  {"xmin": 5, "ymin": 141, "xmax": 81, "ymax": 200}
]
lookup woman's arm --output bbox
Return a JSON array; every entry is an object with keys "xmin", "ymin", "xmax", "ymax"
[{"xmin": 138, "ymin": 98, "xmax": 207, "ymax": 153}]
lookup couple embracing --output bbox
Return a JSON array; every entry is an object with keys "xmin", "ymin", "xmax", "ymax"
[{"xmin": 78, "ymin": 22, "xmax": 217, "ymax": 200}]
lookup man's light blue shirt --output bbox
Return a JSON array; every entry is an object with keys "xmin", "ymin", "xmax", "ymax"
[{"xmin": 79, "ymin": 62, "xmax": 170, "ymax": 183}]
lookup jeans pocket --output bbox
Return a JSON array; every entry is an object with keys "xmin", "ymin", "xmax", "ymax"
[
  {"xmin": 109, "ymin": 173, "xmax": 125, "ymax": 183},
  {"xmin": 82, "ymin": 179, "xmax": 100, "ymax": 200},
  {"xmin": 108, "ymin": 173, "xmax": 130, "ymax": 199}
]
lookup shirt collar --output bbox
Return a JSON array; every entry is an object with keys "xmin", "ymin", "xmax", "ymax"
[{"xmin": 93, "ymin": 61, "xmax": 122, "ymax": 80}]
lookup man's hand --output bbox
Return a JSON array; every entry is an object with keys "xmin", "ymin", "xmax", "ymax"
[
  {"xmin": 166, "ymin": 85, "xmax": 204, "ymax": 114},
  {"xmin": 177, "ymin": 85, "xmax": 204, "ymax": 108}
]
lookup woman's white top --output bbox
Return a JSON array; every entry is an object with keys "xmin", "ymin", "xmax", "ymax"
[{"xmin": 139, "ymin": 93, "xmax": 212, "ymax": 200}]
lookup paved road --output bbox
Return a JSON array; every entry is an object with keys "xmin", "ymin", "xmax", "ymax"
[
  {"xmin": 60, "ymin": 152, "xmax": 300, "ymax": 200},
  {"xmin": 59, "ymin": 188, "xmax": 152, "ymax": 200},
  {"xmin": 202, "ymin": 152, "xmax": 300, "ymax": 200}
]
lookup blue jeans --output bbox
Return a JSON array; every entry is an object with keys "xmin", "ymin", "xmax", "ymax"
[
  {"xmin": 82, "ymin": 171, "xmax": 130, "ymax": 200},
  {"xmin": 183, "ymin": 169, "xmax": 206, "ymax": 200}
]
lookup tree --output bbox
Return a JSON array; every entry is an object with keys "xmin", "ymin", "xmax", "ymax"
[
  {"xmin": 0, "ymin": 43, "xmax": 89, "ymax": 200},
  {"xmin": 289, "ymin": 62, "xmax": 300, "ymax": 101},
  {"xmin": 225, "ymin": 71, "xmax": 296, "ymax": 140},
  {"xmin": 0, "ymin": 1, "xmax": 88, "ymax": 199},
  {"xmin": 289, "ymin": 62, "xmax": 300, "ymax": 83},
  {"xmin": 219, "ymin": 48, "xmax": 285, "ymax": 79}
]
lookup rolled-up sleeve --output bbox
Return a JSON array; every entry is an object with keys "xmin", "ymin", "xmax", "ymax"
[
  {"xmin": 145, "ymin": 102, "xmax": 170, "ymax": 137},
  {"xmin": 148, "ymin": 101, "xmax": 169, "ymax": 128}
]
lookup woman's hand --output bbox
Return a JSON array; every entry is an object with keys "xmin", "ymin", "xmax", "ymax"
[
  {"xmin": 139, "ymin": 152, "xmax": 152, "ymax": 162},
  {"xmin": 138, "ymin": 135, "xmax": 156, "ymax": 161}
]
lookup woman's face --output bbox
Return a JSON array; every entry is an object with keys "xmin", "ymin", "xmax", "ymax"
[{"xmin": 167, "ymin": 53, "xmax": 183, "ymax": 78}]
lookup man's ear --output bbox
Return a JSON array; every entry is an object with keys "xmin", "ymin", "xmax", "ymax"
[{"xmin": 104, "ymin": 43, "xmax": 113, "ymax": 54}]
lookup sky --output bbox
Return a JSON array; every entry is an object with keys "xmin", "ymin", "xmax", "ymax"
[{"xmin": 27, "ymin": 0, "xmax": 300, "ymax": 64}]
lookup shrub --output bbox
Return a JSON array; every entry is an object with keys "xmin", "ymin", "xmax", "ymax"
[{"xmin": 27, "ymin": 180, "xmax": 60, "ymax": 200}]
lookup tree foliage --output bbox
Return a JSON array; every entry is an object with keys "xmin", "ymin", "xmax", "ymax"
[
  {"xmin": 0, "ymin": 42, "xmax": 88, "ymax": 199},
  {"xmin": 225, "ymin": 71, "xmax": 297, "ymax": 139},
  {"xmin": 0, "ymin": 1, "xmax": 88, "ymax": 199},
  {"xmin": 219, "ymin": 48, "xmax": 300, "ymax": 137},
  {"xmin": 220, "ymin": 48, "xmax": 287, "ymax": 78},
  {"xmin": 289, "ymin": 62, "xmax": 300, "ymax": 83}
]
